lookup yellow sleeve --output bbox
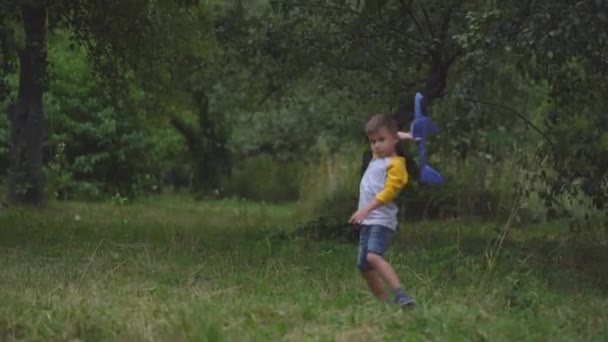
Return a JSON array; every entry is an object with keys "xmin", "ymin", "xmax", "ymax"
[{"xmin": 375, "ymin": 156, "xmax": 408, "ymax": 203}]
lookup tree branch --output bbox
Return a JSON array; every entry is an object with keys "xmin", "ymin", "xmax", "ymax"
[
  {"xmin": 461, "ymin": 98, "xmax": 555, "ymax": 154},
  {"xmin": 418, "ymin": 0, "xmax": 435, "ymax": 39},
  {"xmin": 398, "ymin": 0, "xmax": 429, "ymax": 46},
  {"xmin": 170, "ymin": 115, "xmax": 199, "ymax": 150},
  {"xmin": 438, "ymin": 4, "xmax": 454, "ymax": 47}
]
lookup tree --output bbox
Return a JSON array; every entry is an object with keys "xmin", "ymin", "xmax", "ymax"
[
  {"xmin": 265, "ymin": 1, "xmax": 477, "ymax": 119},
  {"xmin": 170, "ymin": 89, "xmax": 230, "ymax": 195},
  {"xmin": 0, "ymin": 0, "xmax": 205, "ymax": 205},
  {"xmin": 398, "ymin": 0, "xmax": 608, "ymax": 224},
  {"xmin": 256, "ymin": 1, "xmax": 606, "ymax": 224},
  {"xmin": 493, "ymin": 1, "xmax": 608, "ymax": 221},
  {"xmin": 4, "ymin": 5, "xmax": 45, "ymax": 204}
]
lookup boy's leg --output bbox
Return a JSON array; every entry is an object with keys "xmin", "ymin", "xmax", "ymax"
[
  {"xmin": 366, "ymin": 253, "xmax": 402, "ymax": 289},
  {"xmin": 357, "ymin": 225, "xmax": 388, "ymax": 300},
  {"xmin": 365, "ymin": 226, "xmax": 415, "ymax": 306},
  {"xmin": 362, "ymin": 270, "xmax": 388, "ymax": 301}
]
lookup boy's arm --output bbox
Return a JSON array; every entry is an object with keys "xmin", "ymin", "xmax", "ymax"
[
  {"xmin": 398, "ymin": 131, "xmax": 413, "ymax": 140},
  {"xmin": 398, "ymin": 131, "xmax": 421, "ymax": 141},
  {"xmin": 349, "ymin": 157, "xmax": 408, "ymax": 224},
  {"xmin": 349, "ymin": 198, "xmax": 383, "ymax": 224},
  {"xmin": 375, "ymin": 156, "xmax": 408, "ymax": 203}
]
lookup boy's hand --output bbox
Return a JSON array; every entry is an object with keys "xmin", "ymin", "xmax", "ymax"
[
  {"xmin": 398, "ymin": 131, "xmax": 422, "ymax": 141},
  {"xmin": 349, "ymin": 199, "xmax": 382, "ymax": 224},
  {"xmin": 397, "ymin": 131, "xmax": 413, "ymax": 140},
  {"xmin": 349, "ymin": 208, "xmax": 370, "ymax": 224}
]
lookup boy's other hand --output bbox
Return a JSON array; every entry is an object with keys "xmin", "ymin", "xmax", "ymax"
[{"xmin": 349, "ymin": 208, "xmax": 370, "ymax": 224}]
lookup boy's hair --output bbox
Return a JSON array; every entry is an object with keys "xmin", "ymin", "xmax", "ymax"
[{"xmin": 365, "ymin": 113, "xmax": 398, "ymax": 135}]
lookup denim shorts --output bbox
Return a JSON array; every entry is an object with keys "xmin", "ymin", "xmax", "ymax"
[{"xmin": 357, "ymin": 224, "xmax": 393, "ymax": 272}]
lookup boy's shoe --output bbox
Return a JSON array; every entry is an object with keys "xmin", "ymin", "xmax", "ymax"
[{"xmin": 395, "ymin": 293, "xmax": 415, "ymax": 307}]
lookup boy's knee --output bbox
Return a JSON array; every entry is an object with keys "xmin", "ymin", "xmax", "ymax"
[{"xmin": 366, "ymin": 252, "xmax": 383, "ymax": 265}]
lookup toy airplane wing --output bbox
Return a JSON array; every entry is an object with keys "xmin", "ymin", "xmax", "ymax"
[
  {"xmin": 411, "ymin": 92, "xmax": 443, "ymax": 184},
  {"xmin": 417, "ymin": 140, "xmax": 444, "ymax": 184}
]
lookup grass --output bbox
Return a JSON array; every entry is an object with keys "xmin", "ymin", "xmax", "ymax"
[{"xmin": 0, "ymin": 195, "xmax": 607, "ymax": 341}]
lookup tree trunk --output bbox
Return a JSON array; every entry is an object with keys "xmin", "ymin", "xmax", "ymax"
[
  {"xmin": 170, "ymin": 89, "xmax": 231, "ymax": 196},
  {"xmin": 8, "ymin": 5, "xmax": 47, "ymax": 206}
]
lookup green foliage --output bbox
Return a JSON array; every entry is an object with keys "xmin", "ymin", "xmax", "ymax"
[
  {"xmin": 0, "ymin": 112, "xmax": 7, "ymax": 176},
  {"xmin": 51, "ymin": 0, "xmax": 212, "ymax": 95},
  {"xmin": 226, "ymin": 83, "xmax": 364, "ymax": 163},
  {"xmin": 225, "ymin": 155, "xmax": 302, "ymax": 203},
  {"xmin": 460, "ymin": 1, "xmax": 608, "ymax": 227},
  {"xmin": 0, "ymin": 0, "xmax": 604, "ymax": 233},
  {"xmin": 42, "ymin": 34, "xmax": 184, "ymax": 200},
  {"xmin": 0, "ymin": 0, "xmax": 214, "ymax": 204},
  {"xmin": 0, "ymin": 4, "xmax": 18, "ymax": 102}
]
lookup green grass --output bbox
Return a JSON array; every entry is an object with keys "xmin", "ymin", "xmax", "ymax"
[{"xmin": 0, "ymin": 195, "xmax": 607, "ymax": 341}]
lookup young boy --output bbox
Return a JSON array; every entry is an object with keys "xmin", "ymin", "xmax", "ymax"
[{"xmin": 349, "ymin": 113, "xmax": 415, "ymax": 307}]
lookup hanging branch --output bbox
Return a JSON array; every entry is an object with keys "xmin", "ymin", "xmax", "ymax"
[
  {"xmin": 397, "ymin": 0, "xmax": 428, "ymax": 43},
  {"xmin": 461, "ymin": 98, "xmax": 556, "ymax": 154}
]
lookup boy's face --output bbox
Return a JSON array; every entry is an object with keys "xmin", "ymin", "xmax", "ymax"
[{"xmin": 367, "ymin": 127, "xmax": 399, "ymax": 158}]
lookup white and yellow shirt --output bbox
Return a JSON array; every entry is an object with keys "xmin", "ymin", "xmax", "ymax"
[{"xmin": 358, "ymin": 155, "xmax": 408, "ymax": 230}]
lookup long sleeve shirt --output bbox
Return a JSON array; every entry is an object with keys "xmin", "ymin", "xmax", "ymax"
[{"xmin": 358, "ymin": 155, "xmax": 408, "ymax": 230}]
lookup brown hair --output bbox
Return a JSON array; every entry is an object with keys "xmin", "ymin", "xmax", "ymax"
[{"xmin": 364, "ymin": 113, "xmax": 398, "ymax": 135}]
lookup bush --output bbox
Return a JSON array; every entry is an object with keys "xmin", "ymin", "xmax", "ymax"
[
  {"xmin": 223, "ymin": 154, "xmax": 302, "ymax": 203},
  {"xmin": 295, "ymin": 143, "xmax": 539, "ymax": 224}
]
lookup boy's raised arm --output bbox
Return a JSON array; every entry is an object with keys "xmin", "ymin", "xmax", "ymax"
[{"xmin": 397, "ymin": 131, "xmax": 412, "ymax": 140}]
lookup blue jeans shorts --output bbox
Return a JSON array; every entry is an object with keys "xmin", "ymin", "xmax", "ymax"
[{"xmin": 357, "ymin": 224, "xmax": 393, "ymax": 272}]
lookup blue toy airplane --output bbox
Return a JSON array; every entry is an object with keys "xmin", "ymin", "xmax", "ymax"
[{"xmin": 410, "ymin": 92, "xmax": 443, "ymax": 184}]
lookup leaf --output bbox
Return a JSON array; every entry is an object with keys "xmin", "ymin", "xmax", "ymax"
[{"xmin": 601, "ymin": 132, "xmax": 608, "ymax": 149}]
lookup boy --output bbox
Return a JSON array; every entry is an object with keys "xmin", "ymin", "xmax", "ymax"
[{"xmin": 349, "ymin": 113, "xmax": 415, "ymax": 307}]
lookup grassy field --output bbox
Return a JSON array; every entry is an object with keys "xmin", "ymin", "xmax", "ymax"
[{"xmin": 0, "ymin": 195, "xmax": 607, "ymax": 341}]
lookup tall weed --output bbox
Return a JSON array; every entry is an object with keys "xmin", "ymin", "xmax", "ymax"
[{"xmin": 296, "ymin": 145, "xmax": 361, "ymax": 222}]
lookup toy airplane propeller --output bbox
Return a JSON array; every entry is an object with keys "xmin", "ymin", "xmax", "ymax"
[{"xmin": 409, "ymin": 92, "xmax": 444, "ymax": 184}]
